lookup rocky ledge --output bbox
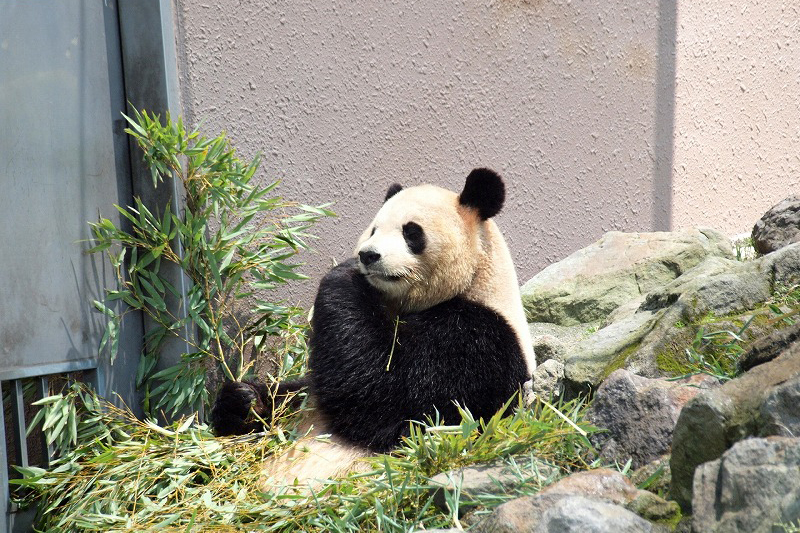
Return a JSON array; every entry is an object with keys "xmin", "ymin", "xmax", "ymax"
[{"xmin": 434, "ymin": 195, "xmax": 800, "ymax": 532}]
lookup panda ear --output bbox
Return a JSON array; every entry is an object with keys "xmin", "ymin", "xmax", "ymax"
[
  {"xmin": 384, "ymin": 183, "xmax": 403, "ymax": 203},
  {"xmin": 458, "ymin": 168, "xmax": 505, "ymax": 220}
]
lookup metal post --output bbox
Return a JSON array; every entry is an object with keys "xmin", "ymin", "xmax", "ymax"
[
  {"xmin": 9, "ymin": 382, "xmax": 27, "ymax": 470},
  {"xmin": 1, "ymin": 381, "xmax": 10, "ymax": 533},
  {"xmin": 37, "ymin": 378, "xmax": 53, "ymax": 468}
]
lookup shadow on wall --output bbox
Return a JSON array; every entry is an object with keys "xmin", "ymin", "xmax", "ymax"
[{"xmin": 653, "ymin": 0, "xmax": 677, "ymax": 231}]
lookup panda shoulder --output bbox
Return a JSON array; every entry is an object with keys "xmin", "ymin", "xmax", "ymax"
[{"xmin": 410, "ymin": 296, "xmax": 522, "ymax": 349}]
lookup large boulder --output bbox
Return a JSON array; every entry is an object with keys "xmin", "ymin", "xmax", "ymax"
[
  {"xmin": 525, "ymin": 496, "xmax": 665, "ymax": 533},
  {"xmin": 521, "ymin": 229, "xmax": 733, "ymax": 326},
  {"xmin": 759, "ymin": 240, "xmax": 800, "ymax": 288},
  {"xmin": 669, "ymin": 337, "xmax": 800, "ymax": 512},
  {"xmin": 638, "ymin": 255, "xmax": 772, "ymax": 323},
  {"xmin": 752, "ymin": 195, "xmax": 800, "ymax": 255},
  {"xmin": 560, "ymin": 269, "xmax": 769, "ymax": 394},
  {"xmin": 692, "ymin": 436, "xmax": 800, "ymax": 533},
  {"xmin": 758, "ymin": 373, "xmax": 800, "ymax": 438},
  {"xmin": 543, "ymin": 241, "xmax": 800, "ymax": 394},
  {"xmin": 586, "ymin": 370, "xmax": 718, "ymax": 469},
  {"xmin": 562, "ymin": 305, "xmax": 671, "ymax": 392},
  {"xmin": 475, "ymin": 469, "xmax": 676, "ymax": 532}
]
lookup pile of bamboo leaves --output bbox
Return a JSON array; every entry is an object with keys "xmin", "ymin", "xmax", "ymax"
[{"xmin": 13, "ymin": 384, "xmax": 596, "ymax": 532}]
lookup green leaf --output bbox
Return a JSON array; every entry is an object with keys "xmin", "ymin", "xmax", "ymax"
[
  {"xmin": 136, "ymin": 352, "xmax": 158, "ymax": 388},
  {"xmin": 205, "ymin": 250, "xmax": 224, "ymax": 293},
  {"xmin": 32, "ymin": 394, "xmax": 63, "ymax": 406},
  {"xmin": 114, "ymin": 203, "xmax": 139, "ymax": 226},
  {"xmin": 219, "ymin": 247, "xmax": 237, "ymax": 272},
  {"xmin": 109, "ymin": 319, "xmax": 120, "ymax": 362},
  {"xmin": 92, "ymin": 300, "xmax": 116, "ymax": 318},
  {"xmin": 151, "ymin": 243, "xmax": 167, "ymax": 258},
  {"xmin": 139, "ymin": 276, "xmax": 165, "ymax": 309}
]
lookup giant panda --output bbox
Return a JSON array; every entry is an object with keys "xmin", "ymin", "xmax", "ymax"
[{"xmin": 211, "ymin": 168, "xmax": 535, "ymax": 481}]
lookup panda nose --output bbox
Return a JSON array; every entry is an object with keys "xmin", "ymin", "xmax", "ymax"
[{"xmin": 358, "ymin": 250, "xmax": 381, "ymax": 266}]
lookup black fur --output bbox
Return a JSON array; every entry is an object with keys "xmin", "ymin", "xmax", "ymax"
[
  {"xmin": 385, "ymin": 183, "xmax": 403, "ymax": 202},
  {"xmin": 210, "ymin": 378, "xmax": 308, "ymax": 436},
  {"xmin": 211, "ymin": 259, "xmax": 527, "ymax": 447},
  {"xmin": 458, "ymin": 168, "xmax": 505, "ymax": 220},
  {"xmin": 307, "ymin": 259, "xmax": 527, "ymax": 452},
  {"xmin": 402, "ymin": 221, "xmax": 426, "ymax": 255}
]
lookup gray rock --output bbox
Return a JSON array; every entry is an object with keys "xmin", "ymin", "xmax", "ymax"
[
  {"xmin": 640, "ymin": 255, "xmax": 772, "ymax": 323},
  {"xmin": 739, "ymin": 321, "xmax": 800, "ymax": 372},
  {"xmin": 536, "ymin": 468, "xmax": 640, "ymax": 503},
  {"xmin": 538, "ymin": 467, "xmax": 678, "ymax": 523},
  {"xmin": 477, "ymin": 494, "xmax": 668, "ymax": 533},
  {"xmin": 752, "ymin": 195, "xmax": 800, "ymax": 255},
  {"xmin": 759, "ymin": 241, "xmax": 800, "ymax": 288},
  {"xmin": 551, "ymin": 244, "xmax": 798, "ymax": 393},
  {"xmin": 531, "ymin": 335, "xmax": 567, "ymax": 365},
  {"xmin": 534, "ymin": 496, "xmax": 665, "ymax": 533},
  {"xmin": 563, "ymin": 308, "xmax": 665, "ymax": 392},
  {"xmin": 474, "ymin": 493, "xmax": 567, "ymax": 533},
  {"xmin": 429, "ymin": 458, "xmax": 560, "ymax": 514},
  {"xmin": 523, "ymin": 237, "xmax": 799, "ymax": 398},
  {"xmin": 521, "ymin": 229, "xmax": 733, "ymax": 327},
  {"xmin": 528, "ymin": 322, "xmax": 595, "ymax": 357},
  {"xmin": 586, "ymin": 370, "xmax": 718, "ymax": 469},
  {"xmin": 669, "ymin": 341, "xmax": 800, "ymax": 512},
  {"xmin": 759, "ymin": 374, "xmax": 800, "ymax": 437},
  {"xmin": 692, "ymin": 436, "xmax": 800, "ymax": 533},
  {"xmin": 475, "ymin": 469, "xmax": 675, "ymax": 532},
  {"xmin": 531, "ymin": 359, "xmax": 565, "ymax": 398}
]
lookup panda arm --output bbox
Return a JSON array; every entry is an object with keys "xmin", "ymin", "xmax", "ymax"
[
  {"xmin": 210, "ymin": 377, "xmax": 309, "ymax": 436},
  {"xmin": 307, "ymin": 258, "xmax": 397, "ymax": 391},
  {"xmin": 308, "ymin": 259, "xmax": 407, "ymax": 450},
  {"xmin": 211, "ymin": 259, "xmax": 387, "ymax": 438}
]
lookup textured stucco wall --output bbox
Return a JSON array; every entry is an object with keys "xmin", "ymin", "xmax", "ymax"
[
  {"xmin": 175, "ymin": 0, "xmax": 667, "ymax": 306},
  {"xmin": 173, "ymin": 1, "xmax": 796, "ymax": 308},
  {"xmin": 671, "ymin": 2, "xmax": 800, "ymax": 234}
]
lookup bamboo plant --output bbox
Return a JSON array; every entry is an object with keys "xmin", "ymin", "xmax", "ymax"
[{"xmin": 88, "ymin": 108, "xmax": 333, "ymax": 419}]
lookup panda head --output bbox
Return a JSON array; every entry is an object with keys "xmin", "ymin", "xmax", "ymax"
[{"xmin": 355, "ymin": 168, "xmax": 506, "ymax": 312}]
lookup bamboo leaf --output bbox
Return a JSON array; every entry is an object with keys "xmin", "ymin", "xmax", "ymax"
[{"xmin": 92, "ymin": 300, "xmax": 116, "ymax": 318}]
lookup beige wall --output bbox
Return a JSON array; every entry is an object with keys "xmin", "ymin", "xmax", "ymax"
[
  {"xmin": 174, "ymin": 1, "xmax": 796, "ymax": 307},
  {"xmin": 671, "ymin": 2, "xmax": 800, "ymax": 234}
]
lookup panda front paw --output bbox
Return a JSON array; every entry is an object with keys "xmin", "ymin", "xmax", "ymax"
[{"xmin": 210, "ymin": 381, "xmax": 268, "ymax": 436}]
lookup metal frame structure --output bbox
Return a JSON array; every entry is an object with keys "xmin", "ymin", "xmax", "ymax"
[{"xmin": 1, "ymin": 2, "xmax": 184, "ymax": 531}]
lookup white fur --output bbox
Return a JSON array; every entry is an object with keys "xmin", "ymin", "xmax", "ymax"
[{"xmin": 356, "ymin": 184, "xmax": 536, "ymax": 373}]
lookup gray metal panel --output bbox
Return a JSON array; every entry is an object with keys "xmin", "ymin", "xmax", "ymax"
[
  {"xmin": 0, "ymin": 3, "xmax": 145, "ymax": 531},
  {"xmin": 0, "ymin": 2, "xmax": 143, "ymax": 401},
  {"xmin": 118, "ymin": 1, "xmax": 195, "ymax": 405},
  {"xmin": 1, "ymin": 2, "xmax": 184, "ymax": 531}
]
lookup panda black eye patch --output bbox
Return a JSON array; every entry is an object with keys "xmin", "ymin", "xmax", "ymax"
[{"xmin": 402, "ymin": 222, "xmax": 426, "ymax": 254}]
